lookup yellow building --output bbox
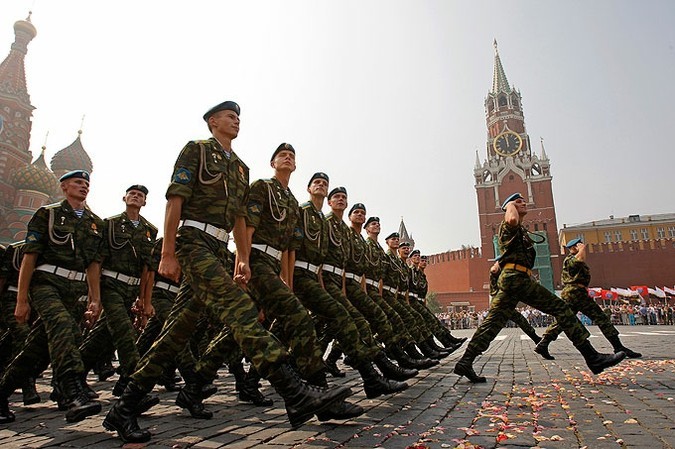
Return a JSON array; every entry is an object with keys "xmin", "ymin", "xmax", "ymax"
[{"xmin": 559, "ymin": 213, "xmax": 675, "ymax": 250}]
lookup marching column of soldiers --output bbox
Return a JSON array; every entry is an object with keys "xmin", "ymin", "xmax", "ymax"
[{"xmin": 0, "ymin": 101, "xmax": 638, "ymax": 443}]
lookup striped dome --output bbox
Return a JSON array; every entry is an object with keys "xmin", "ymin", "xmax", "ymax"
[
  {"xmin": 50, "ymin": 131, "xmax": 93, "ymax": 176},
  {"xmin": 11, "ymin": 149, "xmax": 59, "ymax": 195}
]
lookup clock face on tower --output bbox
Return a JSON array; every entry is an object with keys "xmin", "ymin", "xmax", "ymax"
[{"xmin": 493, "ymin": 131, "xmax": 522, "ymax": 157}]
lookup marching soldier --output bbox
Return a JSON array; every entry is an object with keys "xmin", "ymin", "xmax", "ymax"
[
  {"xmin": 0, "ymin": 170, "xmax": 105, "ymax": 424},
  {"xmin": 104, "ymin": 102, "xmax": 349, "ymax": 443},
  {"xmin": 453, "ymin": 192, "xmax": 626, "ymax": 383},
  {"xmin": 534, "ymin": 239, "xmax": 641, "ymax": 360}
]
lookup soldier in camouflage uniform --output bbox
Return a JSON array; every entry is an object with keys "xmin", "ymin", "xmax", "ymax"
[
  {"xmin": 0, "ymin": 242, "xmax": 40, "ymax": 405},
  {"xmin": 0, "ymin": 170, "xmax": 105, "ymax": 424},
  {"xmin": 454, "ymin": 192, "xmax": 626, "ymax": 383},
  {"xmin": 292, "ymin": 178, "xmax": 410, "ymax": 407},
  {"xmin": 405, "ymin": 249, "xmax": 464, "ymax": 353},
  {"xmin": 79, "ymin": 185, "xmax": 157, "ymax": 396},
  {"xmin": 488, "ymin": 257, "xmax": 542, "ymax": 344},
  {"xmin": 104, "ymin": 102, "xmax": 349, "ymax": 443},
  {"xmin": 363, "ymin": 219, "xmax": 437, "ymax": 370},
  {"xmin": 534, "ymin": 239, "xmax": 641, "ymax": 360}
]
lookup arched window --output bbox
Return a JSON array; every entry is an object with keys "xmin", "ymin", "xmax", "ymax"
[{"xmin": 498, "ymin": 96, "xmax": 507, "ymax": 107}]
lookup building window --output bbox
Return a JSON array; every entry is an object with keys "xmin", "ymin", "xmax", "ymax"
[
  {"xmin": 657, "ymin": 227, "xmax": 666, "ymax": 239},
  {"xmin": 534, "ymin": 224, "xmax": 539, "ymax": 231},
  {"xmin": 630, "ymin": 229, "xmax": 638, "ymax": 241},
  {"xmin": 668, "ymin": 226, "xmax": 675, "ymax": 238},
  {"xmin": 604, "ymin": 231, "xmax": 612, "ymax": 243},
  {"xmin": 614, "ymin": 230, "xmax": 622, "ymax": 241},
  {"xmin": 641, "ymin": 228, "xmax": 649, "ymax": 240}
]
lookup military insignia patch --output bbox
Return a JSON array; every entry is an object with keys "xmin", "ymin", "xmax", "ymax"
[
  {"xmin": 174, "ymin": 168, "xmax": 192, "ymax": 184},
  {"xmin": 91, "ymin": 223, "xmax": 99, "ymax": 234},
  {"xmin": 238, "ymin": 165, "xmax": 245, "ymax": 181},
  {"xmin": 248, "ymin": 203, "xmax": 261, "ymax": 215},
  {"xmin": 25, "ymin": 231, "xmax": 41, "ymax": 243}
]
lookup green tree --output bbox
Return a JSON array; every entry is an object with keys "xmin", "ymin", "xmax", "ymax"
[{"xmin": 425, "ymin": 291, "xmax": 442, "ymax": 314}]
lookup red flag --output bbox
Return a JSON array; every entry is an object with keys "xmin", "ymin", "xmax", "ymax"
[
  {"xmin": 601, "ymin": 289, "xmax": 618, "ymax": 301},
  {"xmin": 629, "ymin": 285, "xmax": 649, "ymax": 296},
  {"xmin": 587, "ymin": 288, "xmax": 601, "ymax": 298}
]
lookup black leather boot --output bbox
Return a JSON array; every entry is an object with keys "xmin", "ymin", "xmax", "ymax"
[
  {"xmin": 102, "ymin": 381, "xmax": 152, "ymax": 443},
  {"xmin": 453, "ymin": 353, "xmax": 486, "ymax": 383},
  {"xmin": 22, "ymin": 378, "xmax": 41, "ymax": 405},
  {"xmin": 60, "ymin": 373, "xmax": 102, "ymax": 423},
  {"xmin": 0, "ymin": 390, "xmax": 15, "ymax": 424},
  {"xmin": 112, "ymin": 376, "xmax": 130, "ymax": 397},
  {"xmin": 325, "ymin": 346, "xmax": 345, "ymax": 378},
  {"xmin": 534, "ymin": 337, "xmax": 555, "ymax": 360},
  {"xmin": 419, "ymin": 340, "xmax": 446, "ymax": 359},
  {"xmin": 577, "ymin": 340, "xmax": 626, "ymax": 374},
  {"xmin": 175, "ymin": 380, "xmax": 213, "ymax": 419},
  {"xmin": 391, "ymin": 343, "xmax": 437, "ymax": 369},
  {"xmin": 439, "ymin": 333, "xmax": 467, "ymax": 347},
  {"xmin": 373, "ymin": 351, "xmax": 418, "ymax": 381},
  {"xmin": 229, "ymin": 360, "xmax": 246, "ymax": 391},
  {"xmin": 239, "ymin": 366, "xmax": 273, "ymax": 406},
  {"xmin": 607, "ymin": 335, "xmax": 642, "ymax": 359},
  {"xmin": 95, "ymin": 358, "xmax": 116, "ymax": 382},
  {"xmin": 357, "ymin": 362, "xmax": 408, "ymax": 399},
  {"xmin": 531, "ymin": 334, "xmax": 542, "ymax": 344},
  {"xmin": 307, "ymin": 370, "xmax": 364, "ymax": 422},
  {"xmin": 266, "ymin": 362, "xmax": 352, "ymax": 428},
  {"xmin": 158, "ymin": 369, "xmax": 181, "ymax": 392},
  {"xmin": 405, "ymin": 342, "xmax": 439, "ymax": 366},
  {"xmin": 80, "ymin": 375, "xmax": 99, "ymax": 399},
  {"xmin": 428, "ymin": 338, "xmax": 457, "ymax": 354}
]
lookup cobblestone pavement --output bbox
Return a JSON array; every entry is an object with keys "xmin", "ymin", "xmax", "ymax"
[{"xmin": 1, "ymin": 326, "xmax": 673, "ymax": 449}]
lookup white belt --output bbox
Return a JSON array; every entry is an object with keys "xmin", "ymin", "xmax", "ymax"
[
  {"xmin": 383, "ymin": 285, "xmax": 397, "ymax": 294},
  {"xmin": 322, "ymin": 264, "xmax": 344, "ymax": 276},
  {"xmin": 154, "ymin": 281, "xmax": 179, "ymax": 294},
  {"xmin": 344, "ymin": 272, "xmax": 363, "ymax": 283},
  {"xmin": 410, "ymin": 293, "xmax": 418, "ymax": 300},
  {"xmin": 251, "ymin": 243, "xmax": 282, "ymax": 261},
  {"xmin": 365, "ymin": 278, "xmax": 379, "ymax": 288},
  {"xmin": 35, "ymin": 264, "xmax": 86, "ymax": 282},
  {"xmin": 180, "ymin": 219, "xmax": 229, "ymax": 242},
  {"xmin": 294, "ymin": 260, "xmax": 321, "ymax": 274},
  {"xmin": 102, "ymin": 269, "xmax": 141, "ymax": 286},
  {"xmin": 7, "ymin": 286, "xmax": 18, "ymax": 293}
]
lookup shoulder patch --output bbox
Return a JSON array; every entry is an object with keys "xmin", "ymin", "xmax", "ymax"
[
  {"xmin": 300, "ymin": 201, "xmax": 312, "ymax": 210},
  {"xmin": 25, "ymin": 231, "xmax": 41, "ymax": 243},
  {"xmin": 174, "ymin": 167, "xmax": 192, "ymax": 184}
]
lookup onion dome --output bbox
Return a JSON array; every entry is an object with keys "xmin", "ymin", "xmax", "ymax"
[
  {"xmin": 11, "ymin": 146, "xmax": 59, "ymax": 195},
  {"xmin": 13, "ymin": 13, "xmax": 37, "ymax": 44},
  {"xmin": 50, "ymin": 130, "xmax": 93, "ymax": 177}
]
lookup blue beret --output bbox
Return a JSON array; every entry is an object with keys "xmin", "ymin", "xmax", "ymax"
[
  {"xmin": 365, "ymin": 216, "xmax": 380, "ymax": 227},
  {"xmin": 501, "ymin": 192, "xmax": 523, "ymax": 211},
  {"xmin": 385, "ymin": 232, "xmax": 399, "ymax": 240},
  {"xmin": 203, "ymin": 101, "xmax": 240, "ymax": 121},
  {"xmin": 308, "ymin": 172, "xmax": 329, "ymax": 187},
  {"xmin": 328, "ymin": 186, "xmax": 347, "ymax": 200},
  {"xmin": 349, "ymin": 203, "xmax": 366, "ymax": 215},
  {"xmin": 409, "ymin": 249, "xmax": 420, "ymax": 257},
  {"xmin": 126, "ymin": 184, "xmax": 148, "ymax": 195},
  {"xmin": 565, "ymin": 238, "xmax": 582, "ymax": 249},
  {"xmin": 271, "ymin": 143, "xmax": 295, "ymax": 162},
  {"xmin": 59, "ymin": 170, "xmax": 90, "ymax": 182},
  {"xmin": 399, "ymin": 241, "xmax": 411, "ymax": 248}
]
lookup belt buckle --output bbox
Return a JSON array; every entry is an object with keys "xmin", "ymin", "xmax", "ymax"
[
  {"xmin": 66, "ymin": 270, "xmax": 77, "ymax": 280},
  {"xmin": 215, "ymin": 228, "xmax": 228, "ymax": 241}
]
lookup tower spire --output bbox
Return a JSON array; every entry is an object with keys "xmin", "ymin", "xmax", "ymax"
[
  {"xmin": 491, "ymin": 39, "xmax": 511, "ymax": 94},
  {"xmin": 475, "ymin": 149, "xmax": 481, "ymax": 169},
  {"xmin": 540, "ymin": 137, "xmax": 548, "ymax": 159}
]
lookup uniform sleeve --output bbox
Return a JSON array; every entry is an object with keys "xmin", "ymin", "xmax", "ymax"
[
  {"xmin": 149, "ymin": 239, "xmax": 162, "ymax": 272},
  {"xmin": 23, "ymin": 207, "xmax": 50, "ymax": 254},
  {"xmin": 166, "ymin": 141, "xmax": 200, "ymax": 201},
  {"xmin": 289, "ymin": 206, "xmax": 304, "ymax": 251},
  {"xmin": 245, "ymin": 180, "xmax": 266, "ymax": 229},
  {"xmin": 234, "ymin": 161, "xmax": 250, "ymax": 218}
]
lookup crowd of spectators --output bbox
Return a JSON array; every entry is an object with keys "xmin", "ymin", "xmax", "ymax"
[{"xmin": 436, "ymin": 303, "xmax": 675, "ymax": 330}]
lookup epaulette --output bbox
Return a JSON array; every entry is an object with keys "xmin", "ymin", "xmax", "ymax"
[
  {"xmin": 300, "ymin": 201, "xmax": 313, "ymax": 210},
  {"xmin": 106, "ymin": 213, "xmax": 125, "ymax": 221},
  {"xmin": 44, "ymin": 202, "xmax": 62, "ymax": 210},
  {"xmin": 193, "ymin": 139, "xmax": 213, "ymax": 145}
]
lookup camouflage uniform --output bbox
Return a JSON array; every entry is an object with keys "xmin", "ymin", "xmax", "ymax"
[
  {"xmin": 488, "ymin": 268, "xmax": 540, "ymax": 342},
  {"xmin": 80, "ymin": 212, "xmax": 157, "ymax": 378},
  {"xmin": 0, "ymin": 200, "xmax": 105, "ymax": 389},
  {"xmin": 344, "ymin": 227, "xmax": 400, "ymax": 348},
  {"xmin": 245, "ymin": 178, "xmax": 325, "ymax": 379},
  {"xmin": 321, "ymin": 212, "xmax": 381, "ymax": 356},
  {"xmin": 291, "ymin": 201, "xmax": 378, "ymax": 365},
  {"xmin": 0, "ymin": 243, "xmax": 32, "ymax": 365},
  {"xmin": 463, "ymin": 221, "xmax": 590, "ymax": 358},
  {"xmin": 131, "ymin": 138, "xmax": 288, "ymax": 391},
  {"xmin": 541, "ymin": 253, "xmax": 618, "ymax": 342},
  {"xmin": 408, "ymin": 264, "xmax": 456, "ymax": 342}
]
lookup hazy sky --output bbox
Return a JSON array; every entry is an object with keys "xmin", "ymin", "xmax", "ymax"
[{"xmin": 2, "ymin": 0, "xmax": 674, "ymax": 254}]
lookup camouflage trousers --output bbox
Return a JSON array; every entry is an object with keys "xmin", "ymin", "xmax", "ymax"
[
  {"xmin": 387, "ymin": 290, "xmax": 434, "ymax": 342},
  {"xmin": 506, "ymin": 309, "xmax": 540, "ymax": 341},
  {"xmin": 247, "ymin": 252, "xmax": 324, "ymax": 379},
  {"xmin": 135, "ymin": 287, "xmax": 176, "ymax": 358},
  {"xmin": 409, "ymin": 297, "xmax": 454, "ymax": 341},
  {"xmin": 344, "ymin": 278, "xmax": 399, "ymax": 347},
  {"xmin": 80, "ymin": 279, "xmax": 140, "ymax": 377},
  {"xmin": 542, "ymin": 286, "xmax": 618, "ymax": 342},
  {"xmin": 322, "ymin": 272, "xmax": 381, "ymax": 354},
  {"xmin": 0, "ymin": 291, "xmax": 32, "ymax": 366},
  {"xmin": 131, "ymin": 228, "xmax": 287, "ymax": 390},
  {"xmin": 465, "ymin": 270, "xmax": 590, "ymax": 357},
  {"xmin": 293, "ymin": 269, "xmax": 378, "ymax": 365},
  {"xmin": 0, "ymin": 272, "xmax": 89, "ymax": 394},
  {"xmin": 365, "ymin": 284, "xmax": 415, "ymax": 346}
]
